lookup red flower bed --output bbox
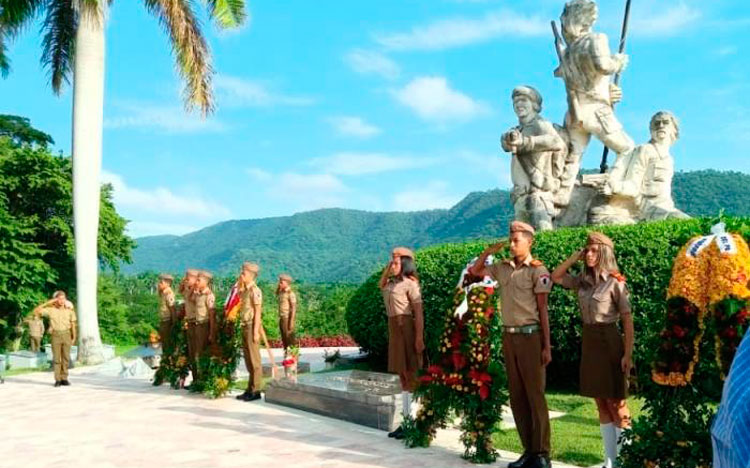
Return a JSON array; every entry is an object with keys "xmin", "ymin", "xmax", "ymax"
[{"xmin": 267, "ymin": 334, "xmax": 358, "ymax": 348}]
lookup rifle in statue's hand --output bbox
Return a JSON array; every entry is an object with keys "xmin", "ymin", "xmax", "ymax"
[{"xmin": 551, "ymin": 20, "xmax": 582, "ymax": 128}]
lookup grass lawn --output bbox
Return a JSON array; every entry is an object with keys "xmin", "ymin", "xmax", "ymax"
[
  {"xmin": 115, "ymin": 344, "xmax": 139, "ymax": 357},
  {"xmin": 492, "ymin": 391, "xmax": 645, "ymax": 467}
]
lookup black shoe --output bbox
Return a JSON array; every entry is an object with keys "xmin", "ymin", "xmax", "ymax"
[
  {"xmin": 236, "ymin": 391, "xmax": 249, "ymax": 400},
  {"xmin": 508, "ymin": 453, "xmax": 532, "ymax": 468},
  {"xmin": 54, "ymin": 381, "xmax": 62, "ymax": 387},
  {"xmin": 61, "ymin": 380, "xmax": 70, "ymax": 386},
  {"xmin": 528, "ymin": 455, "xmax": 551, "ymax": 468},
  {"xmin": 245, "ymin": 392, "xmax": 262, "ymax": 402},
  {"xmin": 388, "ymin": 426, "xmax": 404, "ymax": 439}
]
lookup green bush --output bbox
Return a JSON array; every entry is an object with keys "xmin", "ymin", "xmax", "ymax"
[{"xmin": 346, "ymin": 217, "xmax": 750, "ymax": 389}]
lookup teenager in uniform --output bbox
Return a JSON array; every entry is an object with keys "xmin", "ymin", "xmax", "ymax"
[
  {"xmin": 25, "ymin": 314, "xmax": 45, "ymax": 352},
  {"xmin": 179, "ymin": 269, "xmax": 199, "ymax": 386},
  {"xmin": 188, "ymin": 271, "xmax": 215, "ymax": 387},
  {"xmin": 32, "ymin": 291, "xmax": 77, "ymax": 387},
  {"xmin": 276, "ymin": 274, "xmax": 297, "ymax": 353},
  {"xmin": 157, "ymin": 274, "xmax": 176, "ymax": 351},
  {"xmin": 236, "ymin": 262, "xmax": 264, "ymax": 402},
  {"xmin": 379, "ymin": 247, "xmax": 424, "ymax": 440},
  {"xmin": 470, "ymin": 221, "xmax": 553, "ymax": 468},
  {"xmin": 552, "ymin": 232, "xmax": 634, "ymax": 468}
]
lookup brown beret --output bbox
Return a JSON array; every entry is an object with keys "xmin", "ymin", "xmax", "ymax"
[
  {"xmin": 392, "ymin": 246, "xmax": 415, "ymax": 259},
  {"xmin": 279, "ymin": 273, "xmax": 293, "ymax": 283},
  {"xmin": 185, "ymin": 269, "xmax": 199, "ymax": 276},
  {"xmin": 197, "ymin": 271, "xmax": 213, "ymax": 280},
  {"xmin": 242, "ymin": 262, "xmax": 260, "ymax": 273},
  {"xmin": 587, "ymin": 231, "xmax": 614, "ymax": 249},
  {"xmin": 510, "ymin": 221, "xmax": 536, "ymax": 236},
  {"xmin": 158, "ymin": 274, "xmax": 174, "ymax": 282}
]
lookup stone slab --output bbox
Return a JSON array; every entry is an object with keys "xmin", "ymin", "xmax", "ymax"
[
  {"xmin": 262, "ymin": 361, "xmax": 310, "ymax": 377},
  {"xmin": 265, "ymin": 370, "xmax": 403, "ymax": 431},
  {"xmin": 7, "ymin": 350, "xmax": 48, "ymax": 369}
]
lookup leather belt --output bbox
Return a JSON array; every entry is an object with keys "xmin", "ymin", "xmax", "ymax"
[{"xmin": 503, "ymin": 324, "xmax": 540, "ymax": 334}]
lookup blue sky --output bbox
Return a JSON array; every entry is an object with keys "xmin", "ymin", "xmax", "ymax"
[{"xmin": 1, "ymin": 0, "xmax": 749, "ymax": 238}]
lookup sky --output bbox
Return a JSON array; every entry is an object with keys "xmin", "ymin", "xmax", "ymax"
[{"xmin": 1, "ymin": 0, "xmax": 749, "ymax": 238}]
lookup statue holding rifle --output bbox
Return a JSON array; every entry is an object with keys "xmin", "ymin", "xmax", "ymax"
[{"xmin": 552, "ymin": 0, "xmax": 635, "ymax": 209}]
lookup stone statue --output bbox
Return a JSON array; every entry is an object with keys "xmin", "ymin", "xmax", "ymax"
[
  {"xmin": 608, "ymin": 111, "xmax": 688, "ymax": 221},
  {"xmin": 553, "ymin": 0, "xmax": 635, "ymax": 208},
  {"xmin": 501, "ymin": 86, "xmax": 567, "ymax": 231}
]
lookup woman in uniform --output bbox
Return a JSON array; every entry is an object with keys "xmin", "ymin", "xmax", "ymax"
[
  {"xmin": 276, "ymin": 274, "xmax": 297, "ymax": 354},
  {"xmin": 551, "ymin": 232, "xmax": 634, "ymax": 468},
  {"xmin": 379, "ymin": 247, "xmax": 425, "ymax": 440}
]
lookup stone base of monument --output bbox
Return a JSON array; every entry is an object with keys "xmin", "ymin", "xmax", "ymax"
[
  {"xmin": 265, "ymin": 370, "xmax": 402, "ymax": 431},
  {"xmin": 7, "ymin": 351, "xmax": 48, "ymax": 369}
]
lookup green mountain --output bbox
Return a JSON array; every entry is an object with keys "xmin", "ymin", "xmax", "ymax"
[{"xmin": 125, "ymin": 170, "xmax": 750, "ymax": 283}]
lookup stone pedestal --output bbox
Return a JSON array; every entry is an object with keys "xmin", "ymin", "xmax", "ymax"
[
  {"xmin": 7, "ymin": 351, "xmax": 48, "ymax": 369},
  {"xmin": 265, "ymin": 370, "xmax": 402, "ymax": 431}
]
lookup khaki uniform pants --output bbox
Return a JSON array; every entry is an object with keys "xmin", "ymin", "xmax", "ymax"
[
  {"xmin": 159, "ymin": 319, "xmax": 173, "ymax": 352},
  {"xmin": 279, "ymin": 314, "xmax": 294, "ymax": 350},
  {"xmin": 51, "ymin": 330, "xmax": 72, "ymax": 382},
  {"xmin": 242, "ymin": 325, "xmax": 263, "ymax": 393},
  {"xmin": 503, "ymin": 331, "xmax": 551, "ymax": 456},
  {"xmin": 30, "ymin": 336, "xmax": 42, "ymax": 353},
  {"xmin": 187, "ymin": 322, "xmax": 209, "ymax": 382}
]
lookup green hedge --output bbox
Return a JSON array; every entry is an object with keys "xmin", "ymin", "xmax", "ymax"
[{"xmin": 346, "ymin": 217, "xmax": 750, "ymax": 389}]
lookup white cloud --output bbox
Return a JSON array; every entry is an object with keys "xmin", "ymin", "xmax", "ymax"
[
  {"xmin": 309, "ymin": 152, "xmax": 436, "ymax": 176},
  {"xmin": 105, "ymin": 103, "xmax": 226, "ymax": 133},
  {"xmin": 214, "ymin": 75, "xmax": 316, "ymax": 107},
  {"xmin": 715, "ymin": 45, "xmax": 738, "ymax": 57},
  {"xmin": 392, "ymin": 181, "xmax": 462, "ymax": 211},
  {"xmin": 247, "ymin": 169, "xmax": 349, "ymax": 210},
  {"xmin": 247, "ymin": 167, "xmax": 273, "ymax": 181},
  {"xmin": 375, "ymin": 9, "xmax": 547, "ymax": 51},
  {"xmin": 455, "ymin": 150, "xmax": 512, "ymax": 188},
  {"xmin": 101, "ymin": 170, "xmax": 231, "ymax": 218},
  {"xmin": 328, "ymin": 116, "xmax": 381, "ymax": 138},
  {"xmin": 631, "ymin": 3, "xmax": 701, "ymax": 37},
  {"xmin": 128, "ymin": 221, "xmax": 202, "ymax": 238},
  {"xmin": 392, "ymin": 76, "xmax": 490, "ymax": 122},
  {"xmin": 344, "ymin": 49, "xmax": 401, "ymax": 80}
]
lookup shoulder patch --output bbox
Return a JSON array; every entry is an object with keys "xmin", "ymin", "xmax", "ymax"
[
  {"xmin": 611, "ymin": 271, "xmax": 626, "ymax": 283},
  {"xmin": 531, "ymin": 259, "xmax": 544, "ymax": 268}
]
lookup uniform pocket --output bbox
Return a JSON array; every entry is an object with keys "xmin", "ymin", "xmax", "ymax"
[{"xmin": 595, "ymin": 106, "xmax": 622, "ymax": 135}]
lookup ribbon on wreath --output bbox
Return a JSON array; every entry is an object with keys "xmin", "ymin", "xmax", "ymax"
[
  {"xmin": 687, "ymin": 223, "xmax": 738, "ymax": 258},
  {"xmin": 454, "ymin": 255, "xmax": 498, "ymax": 319}
]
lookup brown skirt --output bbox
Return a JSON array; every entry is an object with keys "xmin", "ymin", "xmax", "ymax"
[
  {"xmin": 388, "ymin": 315, "xmax": 421, "ymax": 375},
  {"xmin": 580, "ymin": 323, "xmax": 628, "ymax": 400}
]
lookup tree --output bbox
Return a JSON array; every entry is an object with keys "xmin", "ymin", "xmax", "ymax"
[
  {"xmin": 0, "ymin": 0, "xmax": 247, "ymax": 363},
  {"xmin": 0, "ymin": 118, "xmax": 133, "ymax": 352},
  {"xmin": 0, "ymin": 114, "xmax": 54, "ymax": 147}
]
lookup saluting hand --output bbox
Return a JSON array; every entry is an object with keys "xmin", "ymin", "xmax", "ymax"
[{"xmin": 485, "ymin": 241, "xmax": 505, "ymax": 255}]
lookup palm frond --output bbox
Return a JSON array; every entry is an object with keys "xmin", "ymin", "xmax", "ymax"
[
  {"xmin": 41, "ymin": 0, "xmax": 77, "ymax": 94},
  {"xmin": 0, "ymin": 0, "xmax": 44, "ymax": 76},
  {"xmin": 205, "ymin": 0, "xmax": 246, "ymax": 29},
  {"xmin": 0, "ymin": 29, "xmax": 10, "ymax": 77},
  {"xmin": 144, "ymin": 0, "xmax": 214, "ymax": 116}
]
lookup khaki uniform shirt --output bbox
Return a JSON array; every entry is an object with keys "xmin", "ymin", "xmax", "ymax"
[
  {"xmin": 183, "ymin": 288, "xmax": 197, "ymax": 321},
  {"xmin": 559, "ymin": 271, "xmax": 631, "ymax": 324},
  {"xmin": 27, "ymin": 317, "xmax": 45, "ymax": 337},
  {"xmin": 192, "ymin": 289, "xmax": 215, "ymax": 323},
  {"xmin": 381, "ymin": 277, "xmax": 422, "ymax": 317},
  {"xmin": 488, "ymin": 254, "xmax": 552, "ymax": 327},
  {"xmin": 40, "ymin": 305, "xmax": 77, "ymax": 332},
  {"xmin": 278, "ymin": 289, "xmax": 297, "ymax": 317},
  {"xmin": 239, "ymin": 283, "xmax": 263, "ymax": 325},
  {"xmin": 158, "ymin": 287, "xmax": 176, "ymax": 321}
]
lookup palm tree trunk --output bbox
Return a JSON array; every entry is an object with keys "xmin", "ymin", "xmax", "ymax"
[{"xmin": 72, "ymin": 6, "xmax": 106, "ymax": 365}]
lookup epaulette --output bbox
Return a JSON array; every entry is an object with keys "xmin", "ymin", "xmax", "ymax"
[
  {"xmin": 531, "ymin": 259, "xmax": 544, "ymax": 268},
  {"xmin": 611, "ymin": 271, "xmax": 626, "ymax": 283}
]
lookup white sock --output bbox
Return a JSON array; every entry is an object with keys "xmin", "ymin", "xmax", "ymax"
[
  {"xmin": 615, "ymin": 426, "xmax": 624, "ymax": 455},
  {"xmin": 402, "ymin": 391, "xmax": 412, "ymax": 417},
  {"xmin": 600, "ymin": 423, "xmax": 617, "ymax": 468}
]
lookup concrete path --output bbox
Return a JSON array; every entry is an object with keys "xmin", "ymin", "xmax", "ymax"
[{"xmin": 0, "ymin": 362, "xmax": 584, "ymax": 468}]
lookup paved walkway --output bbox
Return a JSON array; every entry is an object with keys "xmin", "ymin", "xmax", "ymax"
[{"xmin": 1, "ymin": 363, "xmax": 583, "ymax": 468}]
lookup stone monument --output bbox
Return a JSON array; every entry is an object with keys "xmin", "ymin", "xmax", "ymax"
[{"xmin": 502, "ymin": 0, "xmax": 690, "ymax": 228}]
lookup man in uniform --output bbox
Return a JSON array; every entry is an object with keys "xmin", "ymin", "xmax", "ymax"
[
  {"xmin": 25, "ymin": 313, "xmax": 45, "ymax": 352},
  {"xmin": 157, "ymin": 274, "xmax": 176, "ymax": 352},
  {"xmin": 179, "ymin": 269, "xmax": 199, "ymax": 386},
  {"xmin": 555, "ymin": 0, "xmax": 634, "ymax": 208},
  {"xmin": 501, "ymin": 85, "xmax": 567, "ymax": 231},
  {"xmin": 277, "ymin": 274, "xmax": 297, "ymax": 354},
  {"xmin": 470, "ymin": 221, "xmax": 553, "ymax": 468},
  {"xmin": 188, "ymin": 271, "xmax": 215, "ymax": 387},
  {"xmin": 236, "ymin": 262, "xmax": 264, "ymax": 402},
  {"xmin": 32, "ymin": 291, "xmax": 77, "ymax": 387}
]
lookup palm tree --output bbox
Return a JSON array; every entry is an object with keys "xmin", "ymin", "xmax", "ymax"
[{"xmin": 1, "ymin": 0, "xmax": 246, "ymax": 364}]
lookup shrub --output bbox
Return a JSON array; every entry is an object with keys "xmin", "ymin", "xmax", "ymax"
[{"xmin": 346, "ymin": 217, "xmax": 750, "ymax": 389}]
